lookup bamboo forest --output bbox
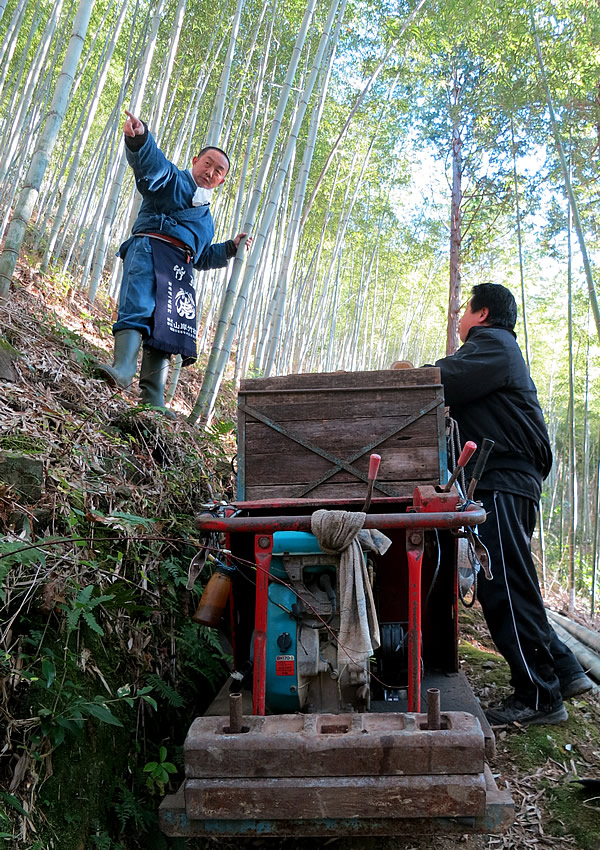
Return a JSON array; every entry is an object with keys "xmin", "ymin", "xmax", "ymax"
[{"xmin": 2, "ymin": 0, "xmax": 600, "ymax": 846}]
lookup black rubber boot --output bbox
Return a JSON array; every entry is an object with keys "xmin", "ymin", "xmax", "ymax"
[
  {"xmin": 95, "ymin": 329, "xmax": 142, "ymax": 390},
  {"xmin": 139, "ymin": 347, "xmax": 175, "ymax": 417}
]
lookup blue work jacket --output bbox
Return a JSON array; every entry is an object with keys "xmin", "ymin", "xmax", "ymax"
[{"xmin": 121, "ymin": 131, "xmax": 229, "ymax": 271}]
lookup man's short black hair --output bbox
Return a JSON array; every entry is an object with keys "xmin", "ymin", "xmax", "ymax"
[
  {"xmin": 470, "ymin": 283, "xmax": 517, "ymax": 330},
  {"xmin": 197, "ymin": 146, "xmax": 230, "ymax": 171}
]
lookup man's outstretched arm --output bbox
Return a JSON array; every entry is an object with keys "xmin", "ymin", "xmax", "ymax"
[{"xmin": 195, "ymin": 233, "xmax": 253, "ymax": 271}]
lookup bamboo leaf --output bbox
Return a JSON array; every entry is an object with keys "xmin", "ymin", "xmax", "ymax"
[
  {"xmin": 0, "ymin": 792, "xmax": 29, "ymax": 818},
  {"xmin": 41, "ymin": 658, "xmax": 55, "ymax": 688},
  {"xmin": 81, "ymin": 702, "xmax": 123, "ymax": 727}
]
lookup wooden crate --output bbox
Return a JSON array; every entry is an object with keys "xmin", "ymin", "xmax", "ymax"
[{"xmin": 237, "ymin": 368, "xmax": 447, "ymax": 501}]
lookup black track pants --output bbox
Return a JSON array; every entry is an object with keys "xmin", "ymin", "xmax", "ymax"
[{"xmin": 475, "ymin": 490, "xmax": 583, "ymax": 710}]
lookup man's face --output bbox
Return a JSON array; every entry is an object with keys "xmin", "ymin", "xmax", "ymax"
[
  {"xmin": 458, "ymin": 299, "xmax": 489, "ymax": 342},
  {"xmin": 191, "ymin": 149, "xmax": 229, "ymax": 189}
]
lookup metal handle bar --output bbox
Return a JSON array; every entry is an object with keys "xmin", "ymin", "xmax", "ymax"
[{"xmin": 195, "ymin": 505, "xmax": 485, "ymax": 534}]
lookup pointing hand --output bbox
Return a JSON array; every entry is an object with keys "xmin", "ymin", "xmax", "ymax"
[{"xmin": 123, "ymin": 110, "xmax": 144, "ymax": 138}]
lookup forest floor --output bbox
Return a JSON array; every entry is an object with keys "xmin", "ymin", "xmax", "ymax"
[{"xmin": 1, "ymin": 262, "xmax": 600, "ymax": 849}]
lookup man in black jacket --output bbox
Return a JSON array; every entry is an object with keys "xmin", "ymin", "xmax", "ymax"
[{"xmin": 435, "ymin": 283, "xmax": 592, "ymax": 726}]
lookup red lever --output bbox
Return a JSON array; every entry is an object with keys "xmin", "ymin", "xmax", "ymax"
[
  {"xmin": 457, "ymin": 441, "xmax": 477, "ymax": 467},
  {"xmin": 368, "ymin": 453, "xmax": 381, "ymax": 481},
  {"xmin": 362, "ymin": 454, "xmax": 382, "ymax": 512},
  {"xmin": 443, "ymin": 441, "xmax": 477, "ymax": 492}
]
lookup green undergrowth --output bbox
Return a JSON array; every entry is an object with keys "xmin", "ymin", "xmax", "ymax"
[
  {"xmin": 542, "ymin": 777, "xmax": 600, "ymax": 850},
  {"xmin": 0, "ymin": 334, "xmax": 21, "ymax": 354},
  {"xmin": 499, "ymin": 710, "xmax": 600, "ymax": 850},
  {"xmin": 1, "ymin": 484, "xmax": 234, "ymax": 848},
  {"xmin": 0, "ymin": 284, "xmax": 238, "ymax": 848},
  {"xmin": 0, "ymin": 434, "xmax": 46, "ymax": 454},
  {"xmin": 458, "ymin": 627, "xmax": 511, "ymax": 697},
  {"xmin": 501, "ymin": 702, "xmax": 596, "ymax": 768},
  {"xmin": 501, "ymin": 698, "xmax": 600, "ymax": 849}
]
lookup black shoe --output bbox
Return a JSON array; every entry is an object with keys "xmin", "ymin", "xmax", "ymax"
[
  {"xmin": 562, "ymin": 673, "xmax": 595, "ymax": 699},
  {"xmin": 485, "ymin": 694, "xmax": 568, "ymax": 727}
]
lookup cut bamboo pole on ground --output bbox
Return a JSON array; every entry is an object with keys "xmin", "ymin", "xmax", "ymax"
[
  {"xmin": 546, "ymin": 611, "xmax": 600, "ymax": 686},
  {"xmin": 547, "ymin": 609, "xmax": 600, "ymax": 656}
]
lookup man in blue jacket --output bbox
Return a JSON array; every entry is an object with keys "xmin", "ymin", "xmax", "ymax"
[
  {"xmin": 436, "ymin": 283, "xmax": 592, "ymax": 726},
  {"xmin": 96, "ymin": 110, "xmax": 249, "ymax": 411}
]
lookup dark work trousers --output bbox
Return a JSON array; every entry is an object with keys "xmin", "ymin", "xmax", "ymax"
[{"xmin": 475, "ymin": 490, "xmax": 583, "ymax": 710}]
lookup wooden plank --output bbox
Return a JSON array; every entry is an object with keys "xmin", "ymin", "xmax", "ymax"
[
  {"xmin": 233, "ymin": 496, "xmax": 411, "ymax": 509},
  {"xmin": 244, "ymin": 447, "xmax": 439, "ymax": 486},
  {"xmin": 240, "ymin": 367, "xmax": 442, "ymax": 393},
  {"xmin": 243, "ymin": 436, "xmax": 440, "ymax": 457},
  {"xmin": 243, "ymin": 481, "xmax": 437, "ymax": 500},
  {"xmin": 237, "ymin": 370, "xmax": 446, "ymax": 501},
  {"xmin": 244, "ymin": 416, "xmax": 440, "ymax": 455},
  {"xmin": 237, "ymin": 393, "xmax": 247, "ymax": 500},
  {"xmin": 240, "ymin": 402, "xmax": 442, "ymax": 494},
  {"xmin": 240, "ymin": 392, "xmax": 443, "ymax": 423}
]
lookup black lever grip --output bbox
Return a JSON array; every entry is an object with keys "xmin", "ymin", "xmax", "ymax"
[
  {"xmin": 472, "ymin": 438, "xmax": 495, "ymax": 480},
  {"xmin": 467, "ymin": 438, "xmax": 495, "ymax": 499}
]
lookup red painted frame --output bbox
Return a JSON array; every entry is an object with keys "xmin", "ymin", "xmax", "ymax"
[
  {"xmin": 196, "ymin": 492, "xmax": 483, "ymax": 717},
  {"xmin": 406, "ymin": 530, "xmax": 424, "ymax": 711},
  {"xmin": 252, "ymin": 534, "xmax": 273, "ymax": 715}
]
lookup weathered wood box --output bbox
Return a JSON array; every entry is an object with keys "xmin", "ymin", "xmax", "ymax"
[{"xmin": 237, "ymin": 368, "xmax": 447, "ymax": 501}]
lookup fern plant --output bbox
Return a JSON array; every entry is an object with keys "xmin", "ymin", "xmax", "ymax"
[
  {"xmin": 61, "ymin": 583, "xmax": 114, "ymax": 636},
  {"xmin": 144, "ymin": 674, "xmax": 184, "ymax": 708}
]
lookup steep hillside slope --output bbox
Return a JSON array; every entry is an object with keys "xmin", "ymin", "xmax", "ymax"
[{"xmin": 0, "ymin": 265, "xmax": 237, "ymax": 848}]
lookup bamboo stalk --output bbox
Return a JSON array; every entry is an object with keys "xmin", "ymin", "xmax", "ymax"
[
  {"xmin": 546, "ymin": 613, "xmax": 600, "ymax": 683},
  {"xmin": 190, "ymin": 0, "xmax": 320, "ymax": 425},
  {"xmin": 0, "ymin": 0, "xmax": 94, "ymax": 298},
  {"xmin": 531, "ymin": 15, "xmax": 600, "ymax": 346},
  {"xmin": 41, "ymin": 0, "xmax": 130, "ymax": 270}
]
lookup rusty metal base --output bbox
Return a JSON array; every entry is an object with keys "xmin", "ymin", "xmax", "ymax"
[
  {"xmin": 184, "ymin": 710, "xmax": 486, "ymax": 779},
  {"xmin": 371, "ymin": 669, "xmax": 497, "ymax": 760},
  {"xmin": 161, "ymin": 705, "xmax": 512, "ymax": 838},
  {"xmin": 161, "ymin": 672, "xmax": 509, "ymax": 838},
  {"xmin": 159, "ymin": 765, "xmax": 513, "ymax": 837},
  {"xmin": 205, "ymin": 669, "xmax": 497, "ymax": 759}
]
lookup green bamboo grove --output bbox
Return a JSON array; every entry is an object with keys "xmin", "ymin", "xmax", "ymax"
[{"xmin": 1, "ymin": 0, "xmax": 600, "ymax": 605}]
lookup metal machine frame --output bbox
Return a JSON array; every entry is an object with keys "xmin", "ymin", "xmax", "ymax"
[{"xmin": 160, "ymin": 369, "xmax": 513, "ymax": 837}]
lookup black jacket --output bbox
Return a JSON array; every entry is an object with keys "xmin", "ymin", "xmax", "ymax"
[{"xmin": 435, "ymin": 326, "xmax": 552, "ymax": 500}]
